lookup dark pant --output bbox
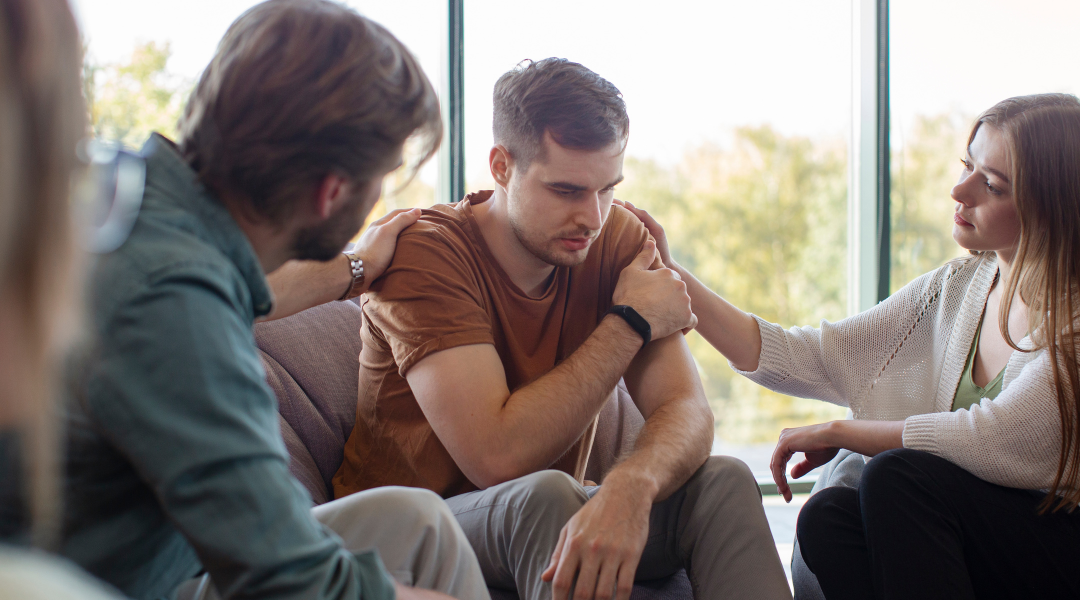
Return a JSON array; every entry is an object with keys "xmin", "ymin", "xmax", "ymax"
[{"xmin": 796, "ymin": 448, "xmax": 1080, "ymax": 600}]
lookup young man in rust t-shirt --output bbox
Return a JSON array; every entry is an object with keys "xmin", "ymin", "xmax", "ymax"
[{"xmin": 334, "ymin": 59, "xmax": 792, "ymax": 600}]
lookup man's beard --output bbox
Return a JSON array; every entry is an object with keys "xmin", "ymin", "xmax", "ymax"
[
  {"xmin": 508, "ymin": 211, "xmax": 595, "ymax": 268},
  {"xmin": 291, "ymin": 189, "xmax": 369, "ymax": 262}
]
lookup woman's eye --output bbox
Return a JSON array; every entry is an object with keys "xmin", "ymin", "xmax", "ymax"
[
  {"xmin": 986, "ymin": 181, "xmax": 1002, "ymax": 195},
  {"xmin": 960, "ymin": 158, "xmax": 973, "ymax": 171}
]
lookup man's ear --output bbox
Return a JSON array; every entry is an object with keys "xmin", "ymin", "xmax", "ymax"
[
  {"xmin": 314, "ymin": 173, "xmax": 351, "ymax": 220},
  {"xmin": 490, "ymin": 145, "xmax": 513, "ymax": 190}
]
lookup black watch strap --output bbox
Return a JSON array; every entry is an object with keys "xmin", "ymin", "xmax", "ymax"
[{"xmin": 607, "ymin": 305, "xmax": 652, "ymax": 347}]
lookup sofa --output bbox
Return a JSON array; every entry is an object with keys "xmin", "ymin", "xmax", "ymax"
[{"xmin": 253, "ymin": 298, "xmax": 694, "ymax": 600}]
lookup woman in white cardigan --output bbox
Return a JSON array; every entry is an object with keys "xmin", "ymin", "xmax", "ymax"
[{"xmin": 617, "ymin": 93, "xmax": 1080, "ymax": 599}]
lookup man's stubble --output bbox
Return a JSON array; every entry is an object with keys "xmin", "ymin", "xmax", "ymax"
[{"xmin": 506, "ymin": 203, "xmax": 596, "ymax": 269}]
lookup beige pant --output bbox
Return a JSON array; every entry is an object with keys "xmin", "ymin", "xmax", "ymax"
[
  {"xmin": 446, "ymin": 456, "xmax": 792, "ymax": 600},
  {"xmin": 181, "ymin": 486, "xmax": 490, "ymax": 600}
]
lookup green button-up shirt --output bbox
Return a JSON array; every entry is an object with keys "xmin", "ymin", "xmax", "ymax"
[{"xmin": 60, "ymin": 134, "xmax": 395, "ymax": 600}]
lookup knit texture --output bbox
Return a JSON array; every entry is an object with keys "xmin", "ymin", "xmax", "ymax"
[{"xmin": 735, "ymin": 253, "xmax": 1071, "ymax": 491}]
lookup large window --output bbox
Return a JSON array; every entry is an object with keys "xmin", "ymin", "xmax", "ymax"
[
  {"xmin": 464, "ymin": 1, "xmax": 853, "ymax": 470},
  {"xmin": 889, "ymin": 0, "xmax": 1080, "ymax": 292}
]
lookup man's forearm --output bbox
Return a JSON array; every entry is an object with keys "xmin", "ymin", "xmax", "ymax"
[
  {"xmin": 605, "ymin": 389, "xmax": 713, "ymax": 503},
  {"xmin": 262, "ymin": 256, "xmax": 353, "ymax": 321},
  {"xmin": 489, "ymin": 315, "xmax": 646, "ymax": 482}
]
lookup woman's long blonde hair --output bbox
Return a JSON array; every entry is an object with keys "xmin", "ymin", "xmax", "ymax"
[
  {"xmin": 976, "ymin": 93, "xmax": 1080, "ymax": 511},
  {"xmin": 0, "ymin": 0, "xmax": 86, "ymax": 544}
]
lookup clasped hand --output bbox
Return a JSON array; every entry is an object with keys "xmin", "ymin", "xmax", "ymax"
[
  {"xmin": 770, "ymin": 420, "xmax": 906, "ymax": 502},
  {"xmin": 542, "ymin": 484, "xmax": 652, "ymax": 600},
  {"xmin": 769, "ymin": 421, "xmax": 842, "ymax": 503}
]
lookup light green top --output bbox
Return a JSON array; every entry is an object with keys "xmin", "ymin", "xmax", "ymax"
[{"xmin": 952, "ymin": 317, "xmax": 1005, "ymax": 411}]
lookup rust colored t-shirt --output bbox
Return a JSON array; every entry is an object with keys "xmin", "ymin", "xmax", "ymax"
[{"xmin": 332, "ymin": 191, "xmax": 650, "ymax": 499}]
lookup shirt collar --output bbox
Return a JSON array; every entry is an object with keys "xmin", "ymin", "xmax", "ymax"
[{"xmin": 139, "ymin": 133, "xmax": 274, "ymax": 317}]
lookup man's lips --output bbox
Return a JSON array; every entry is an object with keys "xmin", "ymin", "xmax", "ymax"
[
  {"xmin": 954, "ymin": 212, "xmax": 973, "ymax": 227},
  {"xmin": 559, "ymin": 237, "xmax": 592, "ymax": 251}
]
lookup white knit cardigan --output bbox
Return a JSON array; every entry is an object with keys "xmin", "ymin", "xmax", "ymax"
[{"xmin": 735, "ymin": 253, "xmax": 1069, "ymax": 491}]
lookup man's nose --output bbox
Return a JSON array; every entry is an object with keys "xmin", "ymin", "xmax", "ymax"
[{"xmin": 578, "ymin": 194, "xmax": 605, "ymax": 231}]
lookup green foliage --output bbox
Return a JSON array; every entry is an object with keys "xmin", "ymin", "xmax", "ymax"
[
  {"xmin": 619, "ymin": 126, "xmax": 850, "ymax": 443},
  {"xmin": 85, "ymin": 42, "xmax": 189, "ymax": 149},
  {"xmin": 890, "ymin": 113, "xmax": 972, "ymax": 291}
]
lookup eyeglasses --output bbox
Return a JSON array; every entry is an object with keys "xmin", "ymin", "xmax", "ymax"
[{"xmin": 73, "ymin": 140, "xmax": 146, "ymax": 254}]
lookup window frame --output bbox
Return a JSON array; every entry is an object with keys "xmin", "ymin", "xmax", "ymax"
[{"xmin": 850, "ymin": 0, "xmax": 891, "ymax": 312}]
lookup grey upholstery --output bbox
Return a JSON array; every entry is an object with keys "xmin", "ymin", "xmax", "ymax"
[
  {"xmin": 254, "ymin": 299, "xmax": 693, "ymax": 599},
  {"xmin": 255, "ymin": 299, "xmax": 366, "ymax": 504}
]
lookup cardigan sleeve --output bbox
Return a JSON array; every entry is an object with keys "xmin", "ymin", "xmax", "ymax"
[
  {"xmin": 732, "ymin": 267, "xmax": 944, "ymax": 408},
  {"xmin": 902, "ymin": 349, "xmax": 1067, "ymax": 491}
]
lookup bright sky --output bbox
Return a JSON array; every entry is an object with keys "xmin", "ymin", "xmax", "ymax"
[{"xmin": 71, "ymin": 0, "xmax": 1080, "ymax": 183}]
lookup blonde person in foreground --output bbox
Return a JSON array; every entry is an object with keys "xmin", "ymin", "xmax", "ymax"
[
  {"xmin": 0, "ymin": 0, "xmax": 124, "ymax": 597},
  {"xmin": 618, "ymin": 93, "xmax": 1080, "ymax": 600}
]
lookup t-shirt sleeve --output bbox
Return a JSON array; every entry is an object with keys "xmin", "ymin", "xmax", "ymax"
[
  {"xmin": 364, "ymin": 228, "xmax": 495, "ymax": 377},
  {"xmin": 599, "ymin": 205, "xmax": 658, "ymax": 306}
]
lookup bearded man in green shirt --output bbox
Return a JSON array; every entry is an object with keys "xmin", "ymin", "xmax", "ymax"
[{"xmin": 58, "ymin": 2, "xmax": 488, "ymax": 599}]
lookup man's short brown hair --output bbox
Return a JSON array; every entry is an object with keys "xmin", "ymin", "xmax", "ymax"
[
  {"xmin": 178, "ymin": 0, "xmax": 441, "ymax": 223},
  {"xmin": 493, "ymin": 58, "xmax": 629, "ymax": 168}
]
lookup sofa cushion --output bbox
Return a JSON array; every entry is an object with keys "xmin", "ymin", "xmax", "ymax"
[
  {"xmin": 255, "ymin": 299, "xmax": 365, "ymax": 500},
  {"xmin": 277, "ymin": 412, "xmax": 329, "ymax": 505}
]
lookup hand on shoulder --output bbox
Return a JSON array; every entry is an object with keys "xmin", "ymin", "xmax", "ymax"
[
  {"xmin": 613, "ymin": 240, "xmax": 696, "ymax": 340},
  {"xmin": 352, "ymin": 207, "xmax": 424, "ymax": 285}
]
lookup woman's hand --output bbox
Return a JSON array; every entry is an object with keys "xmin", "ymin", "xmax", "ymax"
[
  {"xmin": 770, "ymin": 422, "xmax": 842, "ymax": 503},
  {"xmin": 770, "ymin": 419, "xmax": 907, "ymax": 502},
  {"xmin": 613, "ymin": 199, "xmax": 674, "ymax": 269}
]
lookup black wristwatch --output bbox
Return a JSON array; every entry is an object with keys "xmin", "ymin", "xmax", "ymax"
[{"xmin": 607, "ymin": 305, "xmax": 651, "ymax": 348}]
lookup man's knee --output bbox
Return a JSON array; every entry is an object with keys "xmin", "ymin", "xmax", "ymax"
[
  {"xmin": 331, "ymin": 486, "xmax": 455, "ymax": 533},
  {"xmin": 509, "ymin": 470, "xmax": 589, "ymax": 523},
  {"xmin": 688, "ymin": 455, "xmax": 759, "ymax": 500},
  {"xmin": 392, "ymin": 487, "xmax": 456, "ymax": 526}
]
